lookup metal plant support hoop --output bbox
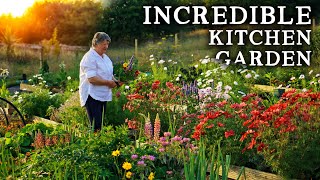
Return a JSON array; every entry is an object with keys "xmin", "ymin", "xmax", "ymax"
[{"xmin": 0, "ymin": 97, "xmax": 26, "ymax": 126}]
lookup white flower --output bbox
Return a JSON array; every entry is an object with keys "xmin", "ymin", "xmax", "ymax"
[
  {"xmin": 158, "ymin": 60, "xmax": 165, "ymax": 64},
  {"xmin": 240, "ymin": 69, "xmax": 248, "ymax": 74},
  {"xmin": 151, "ymin": 62, "xmax": 154, "ymax": 66},
  {"xmin": 316, "ymin": 74, "xmax": 320, "ymax": 78},
  {"xmin": 310, "ymin": 81, "xmax": 314, "ymax": 85},
  {"xmin": 207, "ymin": 79, "xmax": 214, "ymax": 83},
  {"xmin": 299, "ymin": 74, "xmax": 305, "ymax": 79},
  {"xmin": 237, "ymin": 69, "xmax": 242, "ymax": 72},
  {"xmin": 67, "ymin": 76, "xmax": 71, "ymax": 80},
  {"xmin": 172, "ymin": 61, "xmax": 177, "ymax": 64},
  {"xmin": 175, "ymin": 77, "xmax": 180, "ymax": 81},
  {"xmin": 238, "ymin": 91, "xmax": 246, "ymax": 96},
  {"xmin": 217, "ymin": 81, "xmax": 223, "ymax": 87},
  {"xmin": 125, "ymin": 85, "xmax": 130, "ymax": 90},
  {"xmin": 38, "ymin": 77, "xmax": 43, "ymax": 80},
  {"xmin": 178, "ymin": 74, "xmax": 181, "ymax": 77},
  {"xmin": 197, "ymin": 82, "xmax": 202, "ymax": 86},
  {"xmin": 39, "ymin": 82, "xmax": 43, "ymax": 85},
  {"xmin": 149, "ymin": 57, "xmax": 154, "ymax": 61},
  {"xmin": 191, "ymin": 54, "xmax": 194, "ymax": 57},
  {"xmin": 254, "ymin": 74, "xmax": 260, "ymax": 79},
  {"xmin": 14, "ymin": 91, "xmax": 19, "ymax": 95},
  {"xmin": 277, "ymin": 84, "xmax": 283, "ymax": 88},
  {"xmin": 290, "ymin": 77, "xmax": 296, "ymax": 81},
  {"xmin": 302, "ymin": 88, "xmax": 307, "ymax": 92},
  {"xmin": 70, "ymin": 89, "xmax": 74, "ymax": 92},
  {"xmin": 194, "ymin": 64, "xmax": 198, "ymax": 68},
  {"xmin": 43, "ymin": 81, "xmax": 46, "ymax": 83},
  {"xmin": 309, "ymin": 70, "xmax": 313, "ymax": 75},
  {"xmin": 205, "ymin": 55, "xmax": 209, "ymax": 59},
  {"xmin": 234, "ymin": 81, "xmax": 238, "ymax": 85},
  {"xmin": 29, "ymin": 79, "xmax": 32, "ymax": 81},
  {"xmin": 230, "ymin": 70, "xmax": 234, "ymax": 74},
  {"xmin": 168, "ymin": 59, "xmax": 172, "ymax": 62},
  {"xmin": 318, "ymin": 79, "xmax": 320, "ymax": 83},
  {"xmin": 150, "ymin": 54, "xmax": 154, "ymax": 58},
  {"xmin": 224, "ymin": 85, "xmax": 232, "ymax": 91},
  {"xmin": 245, "ymin": 73, "xmax": 252, "ymax": 79},
  {"xmin": 201, "ymin": 59, "xmax": 209, "ymax": 64},
  {"xmin": 163, "ymin": 67, "xmax": 167, "ymax": 71}
]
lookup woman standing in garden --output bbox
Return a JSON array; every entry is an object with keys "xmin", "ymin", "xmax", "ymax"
[{"xmin": 79, "ymin": 32, "xmax": 119, "ymax": 131}]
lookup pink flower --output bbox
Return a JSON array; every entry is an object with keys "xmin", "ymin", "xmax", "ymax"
[
  {"xmin": 159, "ymin": 148, "xmax": 165, "ymax": 152},
  {"xmin": 137, "ymin": 160, "xmax": 146, "ymax": 166},
  {"xmin": 166, "ymin": 171, "xmax": 173, "ymax": 175},
  {"xmin": 148, "ymin": 155, "xmax": 156, "ymax": 161},
  {"xmin": 154, "ymin": 113, "xmax": 161, "ymax": 141},
  {"xmin": 164, "ymin": 132, "xmax": 171, "ymax": 137},
  {"xmin": 131, "ymin": 154, "xmax": 138, "ymax": 160}
]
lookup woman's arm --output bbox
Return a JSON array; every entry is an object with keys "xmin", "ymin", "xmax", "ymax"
[{"xmin": 88, "ymin": 76, "xmax": 117, "ymax": 88}]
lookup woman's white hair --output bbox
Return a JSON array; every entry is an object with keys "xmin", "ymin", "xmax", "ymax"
[{"xmin": 92, "ymin": 32, "xmax": 111, "ymax": 47}]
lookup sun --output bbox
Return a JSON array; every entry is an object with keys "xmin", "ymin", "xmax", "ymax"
[{"xmin": 0, "ymin": 0, "xmax": 35, "ymax": 17}]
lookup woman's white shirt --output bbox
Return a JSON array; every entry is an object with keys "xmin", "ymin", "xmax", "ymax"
[{"xmin": 79, "ymin": 48, "xmax": 113, "ymax": 106}]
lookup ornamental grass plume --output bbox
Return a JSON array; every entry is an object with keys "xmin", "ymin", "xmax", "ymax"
[{"xmin": 154, "ymin": 113, "xmax": 161, "ymax": 141}]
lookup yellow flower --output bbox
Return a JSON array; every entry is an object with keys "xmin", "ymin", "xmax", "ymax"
[
  {"xmin": 123, "ymin": 63, "xmax": 128, "ymax": 68},
  {"xmin": 148, "ymin": 172, "xmax": 155, "ymax": 180},
  {"xmin": 122, "ymin": 162, "xmax": 132, "ymax": 170},
  {"xmin": 112, "ymin": 150, "xmax": 120, "ymax": 157},
  {"xmin": 126, "ymin": 171, "xmax": 132, "ymax": 179}
]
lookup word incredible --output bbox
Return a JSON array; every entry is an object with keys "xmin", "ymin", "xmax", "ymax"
[{"xmin": 143, "ymin": 6, "xmax": 312, "ymax": 66}]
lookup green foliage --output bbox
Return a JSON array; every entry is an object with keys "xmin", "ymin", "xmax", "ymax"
[
  {"xmin": 183, "ymin": 141, "xmax": 232, "ymax": 180},
  {"xmin": 12, "ymin": 89, "xmax": 66, "ymax": 118},
  {"xmin": 17, "ymin": 125, "xmax": 131, "ymax": 179}
]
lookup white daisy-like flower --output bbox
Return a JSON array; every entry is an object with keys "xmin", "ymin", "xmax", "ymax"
[
  {"xmin": 178, "ymin": 74, "xmax": 181, "ymax": 77},
  {"xmin": 224, "ymin": 85, "xmax": 232, "ymax": 91},
  {"xmin": 151, "ymin": 62, "xmax": 154, "ymax": 66},
  {"xmin": 163, "ymin": 67, "xmax": 167, "ymax": 71},
  {"xmin": 245, "ymin": 73, "xmax": 252, "ymax": 79},
  {"xmin": 172, "ymin": 61, "xmax": 177, "ymax": 64},
  {"xmin": 67, "ymin": 76, "xmax": 71, "ymax": 80},
  {"xmin": 233, "ymin": 81, "xmax": 238, "ymax": 85},
  {"xmin": 14, "ymin": 91, "xmax": 19, "ymax": 95},
  {"xmin": 150, "ymin": 54, "xmax": 154, "ymax": 58},
  {"xmin": 125, "ymin": 85, "xmax": 130, "ymax": 90},
  {"xmin": 197, "ymin": 81, "xmax": 202, "ymax": 86},
  {"xmin": 194, "ymin": 64, "xmax": 198, "ymax": 68},
  {"xmin": 290, "ymin": 77, "xmax": 296, "ymax": 81},
  {"xmin": 299, "ymin": 74, "xmax": 305, "ymax": 79},
  {"xmin": 316, "ymin": 74, "xmax": 320, "ymax": 78},
  {"xmin": 230, "ymin": 70, "xmax": 234, "ymax": 74},
  {"xmin": 207, "ymin": 79, "xmax": 214, "ymax": 83},
  {"xmin": 175, "ymin": 77, "xmax": 180, "ymax": 81},
  {"xmin": 168, "ymin": 59, "xmax": 172, "ymax": 62},
  {"xmin": 277, "ymin": 84, "xmax": 283, "ymax": 88},
  {"xmin": 302, "ymin": 88, "xmax": 307, "ymax": 92},
  {"xmin": 158, "ymin": 60, "xmax": 165, "ymax": 64}
]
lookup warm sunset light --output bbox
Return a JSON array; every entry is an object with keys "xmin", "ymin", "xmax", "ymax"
[{"xmin": 0, "ymin": 0, "xmax": 35, "ymax": 17}]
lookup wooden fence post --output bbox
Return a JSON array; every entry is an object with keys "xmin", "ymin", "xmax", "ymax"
[
  {"xmin": 135, "ymin": 39, "xmax": 138, "ymax": 56},
  {"xmin": 175, "ymin": 33, "xmax": 178, "ymax": 47}
]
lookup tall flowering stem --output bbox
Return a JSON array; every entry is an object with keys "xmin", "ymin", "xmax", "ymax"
[{"xmin": 154, "ymin": 113, "xmax": 161, "ymax": 141}]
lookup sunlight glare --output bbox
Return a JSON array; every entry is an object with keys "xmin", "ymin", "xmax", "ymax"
[{"xmin": 0, "ymin": 0, "xmax": 35, "ymax": 17}]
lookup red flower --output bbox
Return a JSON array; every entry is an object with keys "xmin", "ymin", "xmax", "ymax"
[
  {"xmin": 166, "ymin": 82, "xmax": 175, "ymax": 91},
  {"xmin": 224, "ymin": 130, "xmax": 235, "ymax": 138},
  {"xmin": 134, "ymin": 70, "xmax": 140, "ymax": 77},
  {"xmin": 152, "ymin": 80, "xmax": 161, "ymax": 90},
  {"xmin": 257, "ymin": 143, "xmax": 266, "ymax": 152},
  {"xmin": 217, "ymin": 122, "xmax": 224, "ymax": 127},
  {"xmin": 206, "ymin": 124, "xmax": 214, "ymax": 129}
]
